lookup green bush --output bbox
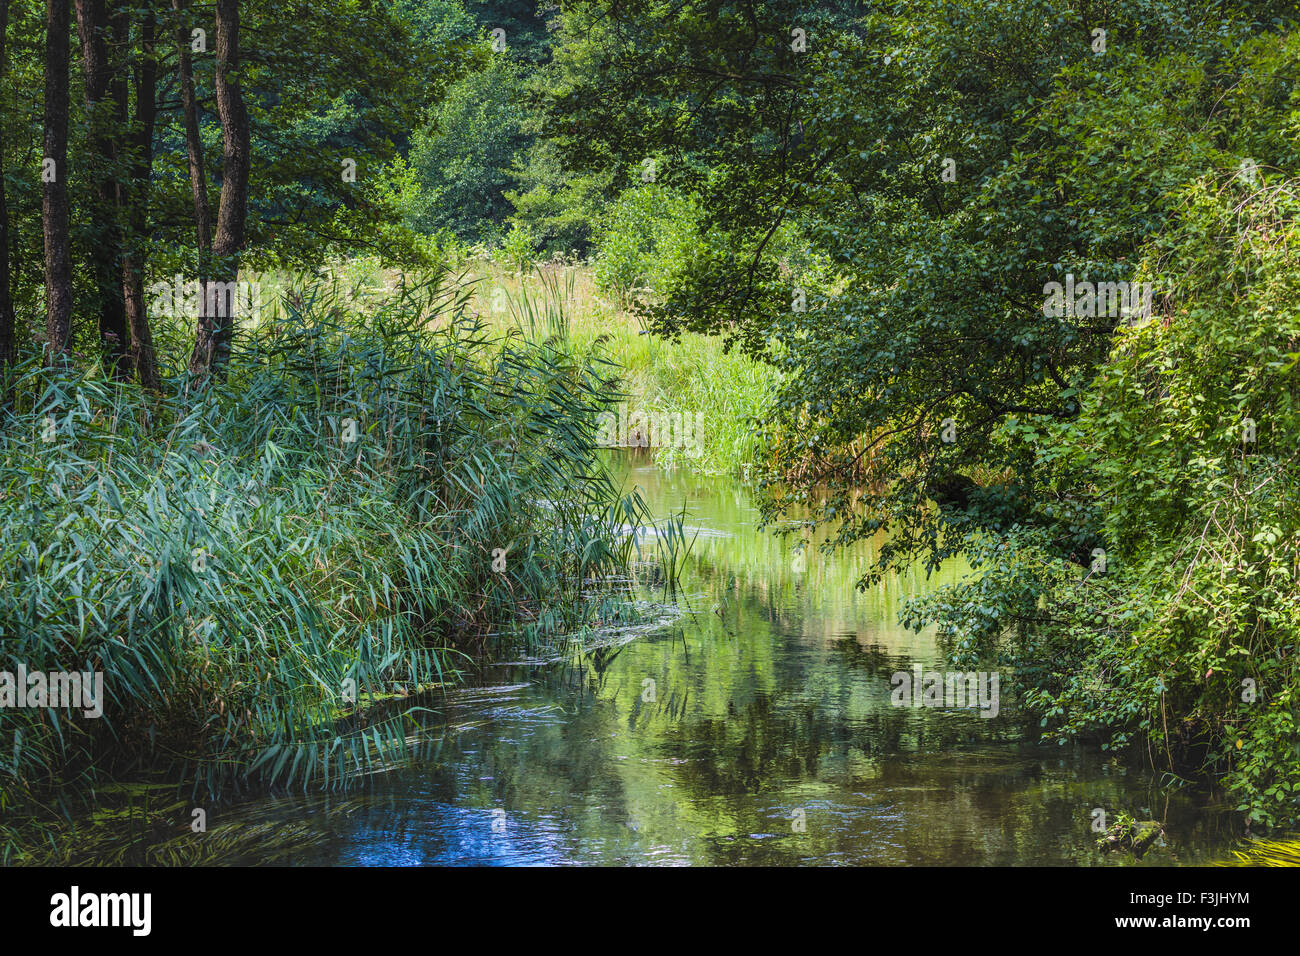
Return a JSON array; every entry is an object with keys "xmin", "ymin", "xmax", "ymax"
[
  {"xmin": 906, "ymin": 162, "xmax": 1300, "ymax": 827},
  {"xmin": 593, "ymin": 184, "xmax": 702, "ymax": 310},
  {"xmin": 497, "ymin": 222, "xmax": 537, "ymax": 275},
  {"xmin": 407, "ymin": 58, "xmax": 531, "ymax": 242},
  {"xmin": 506, "ymin": 138, "xmax": 612, "ymax": 257},
  {"xmin": 1059, "ymin": 171, "xmax": 1300, "ymax": 827}
]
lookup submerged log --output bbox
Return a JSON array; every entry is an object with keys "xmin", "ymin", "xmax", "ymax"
[{"xmin": 1097, "ymin": 820, "xmax": 1165, "ymax": 858}]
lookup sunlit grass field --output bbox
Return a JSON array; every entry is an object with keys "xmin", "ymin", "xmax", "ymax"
[{"xmin": 261, "ymin": 258, "xmax": 779, "ymax": 478}]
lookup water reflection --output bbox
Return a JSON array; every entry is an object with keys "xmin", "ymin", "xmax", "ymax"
[{"xmin": 191, "ymin": 458, "xmax": 1244, "ymax": 865}]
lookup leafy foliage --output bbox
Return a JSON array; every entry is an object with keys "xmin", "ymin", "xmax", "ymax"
[
  {"xmin": 905, "ymin": 26, "xmax": 1300, "ymax": 824},
  {"xmin": 407, "ymin": 56, "xmax": 532, "ymax": 242},
  {"xmin": 592, "ymin": 184, "xmax": 702, "ymax": 309},
  {"xmin": 543, "ymin": 0, "xmax": 1300, "ymax": 823}
]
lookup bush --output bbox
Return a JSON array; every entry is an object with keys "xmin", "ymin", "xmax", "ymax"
[
  {"xmin": 1062, "ymin": 171, "xmax": 1300, "ymax": 827},
  {"xmin": 905, "ymin": 165, "xmax": 1300, "ymax": 827},
  {"xmin": 496, "ymin": 222, "xmax": 537, "ymax": 275},
  {"xmin": 505, "ymin": 138, "xmax": 612, "ymax": 257},
  {"xmin": 593, "ymin": 184, "xmax": 702, "ymax": 310},
  {"xmin": 407, "ymin": 58, "xmax": 531, "ymax": 241}
]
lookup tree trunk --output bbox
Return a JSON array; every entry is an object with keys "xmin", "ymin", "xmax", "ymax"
[
  {"xmin": 173, "ymin": 0, "xmax": 213, "ymax": 387},
  {"xmin": 173, "ymin": 0, "xmax": 210, "ymax": 257},
  {"xmin": 189, "ymin": 0, "xmax": 248, "ymax": 379},
  {"xmin": 43, "ymin": 0, "xmax": 74, "ymax": 362},
  {"xmin": 75, "ymin": 0, "xmax": 129, "ymax": 379},
  {"xmin": 0, "ymin": 0, "xmax": 15, "ymax": 380},
  {"xmin": 120, "ymin": 6, "xmax": 159, "ymax": 389}
]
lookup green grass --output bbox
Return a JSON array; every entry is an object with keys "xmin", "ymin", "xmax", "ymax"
[
  {"xmin": 1219, "ymin": 836, "xmax": 1300, "ymax": 866},
  {"xmin": 438, "ymin": 260, "xmax": 779, "ymax": 476},
  {"xmin": 257, "ymin": 258, "xmax": 779, "ymax": 477}
]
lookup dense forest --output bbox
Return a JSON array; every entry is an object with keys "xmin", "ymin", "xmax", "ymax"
[{"xmin": 0, "ymin": 0, "xmax": 1297, "ymax": 864}]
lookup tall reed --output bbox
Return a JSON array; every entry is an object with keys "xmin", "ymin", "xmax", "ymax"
[{"xmin": 0, "ymin": 272, "xmax": 660, "ymax": 853}]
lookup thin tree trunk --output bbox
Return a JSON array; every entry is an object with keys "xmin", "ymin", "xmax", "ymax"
[
  {"xmin": 120, "ymin": 6, "xmax": 158, "ymax": 389},
  {"xmin": 173, "ymin": 0, "xmax": 212, "ymax": 386},
  {"xmin": 43, "ymin": 0, "xmax": 74, "ymax": 362},
  {"xmin": 75, "ymin": 0, "xmax": 129, "ymax": 379},
  {"xmin": 0, "ymin": 0, "xmax": 15, "ymax": 380},
  {"xmin": 189, "ymin": 0, "xmax": 247, "ymax": 379},
  {"xmin": 173, "ymin": 0, "xmax": 210, "ymax": 256}
]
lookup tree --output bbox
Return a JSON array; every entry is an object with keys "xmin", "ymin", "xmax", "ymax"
[
  {"xmin": 0, "ymin": 0, "xmax": 14, "ymax": 378},
  {"xmin": 172, "ymin": 0, "xmax": 211, "ymax": 264},
  {"xmin": 544, "ymin": 0, "xmax": 1300, "ymax": 820},
  {"xmin": 118, "ymin": 3, "xmax": 158, "ymax": 388},
  {"xmin": 1, "ymin": 0, "xmax": 466, "ymax": 384},
  {"xmin": 42, "ymin": 0, "xmax": 72, "ymax": 361},
  {"xmin": 408, "ymin": 56, "xmax": 529, "ymax": 242},
  {"xmin": 545, "ymin": 0, "xmax": 1295, "ymax": 576},
  {"xmin": 188, "ymin": 0, "xmax": 249, "ymax": 378},
  {"xmin": 74, "ymin": 0, "xmax": 128, "ymax": 378}
]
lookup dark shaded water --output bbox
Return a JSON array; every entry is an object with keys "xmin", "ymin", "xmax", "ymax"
[{"xmin": 193, "ymin": 457, "xmax": 1245, "ymax": 865}]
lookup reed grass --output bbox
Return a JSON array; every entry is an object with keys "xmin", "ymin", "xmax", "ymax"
[
  {"xmin": 0, "ymin": 271, "xmax": 667, "ymax": 857},
  {"xmin": 441, "ymin": 261, "xmax": 778, "ymax": 476},
  {"xmin": 1220, "ymin": 836, "xmax": 1300, "ymax": 866}
]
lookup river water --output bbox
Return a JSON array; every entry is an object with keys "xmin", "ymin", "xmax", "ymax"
[{"xmin": 197, "ymin": 456, "xmax": 1243, "ymax": 865}]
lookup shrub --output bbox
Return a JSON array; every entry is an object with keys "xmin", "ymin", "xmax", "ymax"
[{"xmin": 593, "ymin": 184, "xmax": 702, "ymax": 310}]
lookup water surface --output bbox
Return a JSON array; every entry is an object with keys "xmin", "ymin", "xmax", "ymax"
[{"xmin": 209, "ymin": 457, "xmax": 1243, "ymax": 865}]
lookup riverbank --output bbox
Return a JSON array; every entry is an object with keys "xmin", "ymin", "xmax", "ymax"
[
  {"xmin": 19, "ymin": 459, "xmax": 1274, "ymax": 866},
  {"xmin": 0, "ymin": 276, "xmax": 674, "ymax": 861}
]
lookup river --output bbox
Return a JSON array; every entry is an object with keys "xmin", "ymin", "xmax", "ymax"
[{"xmin": 164, "ymin": 454, "xmax": 1247, "ymax": 866}]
